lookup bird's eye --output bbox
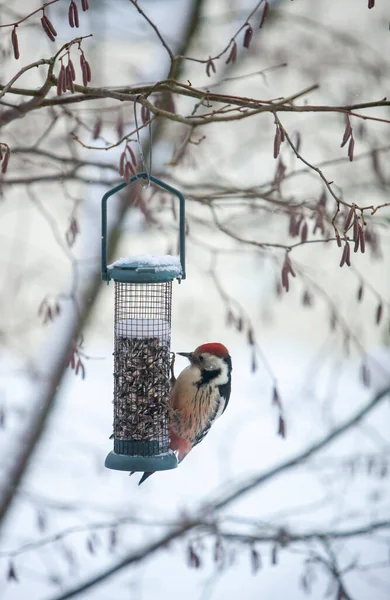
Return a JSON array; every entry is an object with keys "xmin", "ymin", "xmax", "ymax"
[{"xmin": 199, "ymin": 355, "xmax": 204, "ymax": 361}]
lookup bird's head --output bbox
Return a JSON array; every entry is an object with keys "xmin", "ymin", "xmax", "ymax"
[{"xmin": 178, "ymin": 343, "xmax": 231, "ymax": 372}]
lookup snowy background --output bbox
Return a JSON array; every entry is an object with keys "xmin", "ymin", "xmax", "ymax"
[{"xmin": 0, "ymin": 0, "xmax": 390, "ymax": 599}]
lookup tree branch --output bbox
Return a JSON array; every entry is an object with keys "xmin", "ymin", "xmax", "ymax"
[{"xmin": 47, "ymin": 385, "xmax": 390, "ymax": 600}]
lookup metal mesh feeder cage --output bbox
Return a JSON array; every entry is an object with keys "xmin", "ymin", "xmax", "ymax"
[{"xmin": 101, "ymin": 172, "xmax": 185, "ymax": 473}]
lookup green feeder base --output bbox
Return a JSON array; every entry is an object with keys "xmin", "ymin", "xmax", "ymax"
[{"xmin": 105, "ymin": 450, "xmax": 178, "ymax": 472}]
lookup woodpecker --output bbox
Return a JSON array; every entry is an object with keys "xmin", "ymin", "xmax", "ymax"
[{"xmin": 135, "ymin": 342, "xmax": 232, "ymax": 485}]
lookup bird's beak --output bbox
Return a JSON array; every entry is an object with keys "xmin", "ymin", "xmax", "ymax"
[{"xmin": 177, "ymin": 352, "xmax": 193, "ymax": 362}]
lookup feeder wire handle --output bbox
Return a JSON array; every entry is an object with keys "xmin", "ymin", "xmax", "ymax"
[
  {"xmin": 101, "ymin": 175, "xmax": 186, "ymax": 282},
  {"xmin": 134, "ymin": 96, "xmax": 152, "ymax": 189}
]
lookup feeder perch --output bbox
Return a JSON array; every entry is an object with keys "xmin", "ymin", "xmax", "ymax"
[{"xmin": 101, "ymin": 172, "xmax": 185, "ymax": 473}]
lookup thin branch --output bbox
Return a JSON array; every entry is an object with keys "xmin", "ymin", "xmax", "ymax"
[
  {"xmin": 274, "ymin": 114, "xmax": 349, "ymax": 211},
  {"xmin": 211, "ymin": 385, "xmax": 390, "ymax": 512},
  {"xmin": 12, "ymin": 147, "xmax": 118, "ymax": 171},
  {"xmin": 128, "ymin": 0, "xmax": 174, "ymax": 65},
  {"xmin": 175, "ymin": 0, "xmax": 265, "ymax": 65},
  {"xmin": 0, "ymin": 58, "xmax": 50, "ymax": 101},
  {"xmin": 0, "ymin": 0, "xmax": 60, "ymax": 28},
  {"xmin": 47, "ymin": 386, "xmax": 390, "ymax": 600}
]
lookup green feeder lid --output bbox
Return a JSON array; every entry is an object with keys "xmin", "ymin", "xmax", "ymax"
[{"xmin": 107, "ymin": 253, "xmax": 183, "ymax": 284}]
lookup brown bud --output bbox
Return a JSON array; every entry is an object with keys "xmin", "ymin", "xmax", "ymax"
[
  {"xmin": 86, "ymin": 536, "xmax": 95, "ymax": 554},
  {"xmin": 284, "ymin": 254, "xmax": 296, "ymax": 277},
  {"xmin": 251, "ymin": 548, "xmax": 261, "ymax": 573},
  {"xmin": 81, "ymin": 59, "xmax": 88, "ymax": 87},
  {"xmin": 302, "ymin": 290, "xmax": 312, "ymax": 306},
  {"xmin": 11, "ymin": 27, "xmax": 19, "ymax": 60},
  {"xmin": 359, "ymin": 227, "xmax": 366, "ymax": 253},
  {"xmin": 36, "ymin": 509, "xmax": 47, "ymax": 533},
  {"xmin": 344, "ymin": 204, "xmax": 355, "ymax": 231},
  {"xmin": 71, "ymin": 1, "xmax": 79, "ymax": 27},
  {"xmin": 318, "ymin": 190, "xmax": 327, "ymax": 207},
  {"xmin": 57, "ymin": 66, "xmax": 64, "ymax": 96},
  {"xmin": 65, "ymin": 65, "xmax": 71, "ymax": 89},
  {"xmin": 7, "ymin": 561, "xmax": 18, "ymax": 582},
  {"xmin": 300, "ymin": 221, "xmax": 308, "ymax": 243},
  {"xmin": 124, "ymin": 161, "xmax": 136, "ymax": 182},
  {"xmin": 68, "ymin": 2, "xmax": 75, "ymax": 27},
  {"xmin": 44, "ymin": 15, "xmax": 57, "ymax": 37},
  {"xmin": 335, "ymin": 232, "xmax": 342, "ymax": 247},
  {"xmin": 357, "ymin": 283, "xmax": 364, "ymax": 302},
  {"xmin": 69, "ymin": 59, "xmax": 76, "ymax": 81},
  {"xmin": 368, "ymin": 0, "xmax": 375, "ymax": 7},
  {"xmin": 339, "ymin": 241, "xmax": 350, "ymax": 267},
  {"xmin": 109, "ymin": 528, "xmax": 117, "ymax": 552},
  {"xmin": 92, "ymin": 117, "xmax": 102, "ymax": 140},
  {"xmin": 0, "ymin": 145, "xmax": 3, "ymax": 161},
  {"xmin": 81, "ymin": 0, "xmax": 89, "ymax": 10},
  {"xmin": 126, "ymin": 144, "xmax": 137, "ymax": 167},
  {"xmin": 141, "ymin": 104, "xmax": 151, "ymax": 125},
  {"xmin": 75, "ymin": 358, "xmax": 85, "ymax": 379},
  {"xmin": 273, "ymin": 127, "xmax": 281, "ymax": 159},
  {"xmin": 71, "ymin": 217, "xmax": 79, "ymax": 235},
  {"xmin": 46, "ymin": 306, "xmax": 53, "ymax": 323},
  {"xmin": 119, "ymin": 152, "xmax": 126, "ymax": 177},
  {"xmin": 66, "ymin": 65, "xmax": 75, "ymax": 93},
  {"xmin": 348, "ymin": 136, "xmax": 355, "ymax": 162},
  {"xmin": 41, "ymin": 16, "xmax": 56, "ymax": 41},
  {"xmin": 1, "ymin": 147, "xmax": 10, "ymax": 174},
  {"xmin": 85, "ymin": 60, "xmax": 92, "ymax": 82},
  {"xmin": 124, "ymin": 162, "xmax": 131, "ymax": 183},
  {"xmin": 60, "ymin": 64, "xmax": 67, "ymax": 93},
  {"xmin": 295, "ymin": 131, "xmax": 301, "ymax": 153},
  {"xmin": 188, "ymin": 546, "xmax": 201, "ymax": 569},
  {"xmin": 243, "ymin": 24, "xmax": 253, "ymax": 49},
  {"xmin": 278, "ymin": 415, "xmax": 286, "ymax": 438},
  {"xmin": 68, "ymin": 350, "xmax": 75, "ymax": 369},
  {"xmin": 259, "ymin": 1, "xmax": 269, "ymax": 28},
  {"xmin": 206, "ymin": 58, "xmax": 216, "ymax": 77},
  {"xmin": 354, "ymin": 224, "xmax": 361, "ymax": 253},
  {"xmin": 352, "ymin": 217, "xmax": 359, "ymax": 243},
  {"xmin": 226, "ymin": 41, "xmax": 238, "ymax": 64},
  {"xmin": 375, "ymin": 302, "xmax": 383, "ymax": 325},
  {"xmin": 247, "ymin": 327, "xmax": 255, "ymax": 346},
  {"xmin": 251, "ymin": 351, "xmax": 257, "ymax": 373},
  {"xmin": 360, "ymin": 363, "xmax": 370, "ymax": 387},
  {"xmin": 341, "ymin": 117, "xmax": 352, "ymax": 148},
  {"xmin": 273, "ymin": 157, "xmax": 286, "ymax": 189},
  {"xmin": 288, "ymin": 214, "xmax": 298, "ymax": 237},
  {"xmin": 272, "ymin": 386, "xmax": 281, "ymax": 408},
  {"xmin": 345, "ymin": 241, "xmax": 351, "ymax": 266},
  {"xmin": 281, "ymin": 265, "xmax": 289, "ymax": 291}
]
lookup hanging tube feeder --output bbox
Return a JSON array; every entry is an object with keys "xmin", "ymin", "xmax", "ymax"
[{"xmin": 102, "ymin": 172, "xmax": 185, "ymax": 473}]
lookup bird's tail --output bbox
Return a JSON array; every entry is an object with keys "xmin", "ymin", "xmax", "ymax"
[{"xmin": 129, "ymin": 471, "xmax": 154, "ymax": 485}]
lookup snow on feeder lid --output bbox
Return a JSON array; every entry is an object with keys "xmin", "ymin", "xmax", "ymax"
[{"xmin": 101, "ymin": 172, "xmax": 185, "ymax": 474}]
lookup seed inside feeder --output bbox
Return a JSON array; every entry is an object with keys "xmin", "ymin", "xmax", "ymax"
[{"xmin": 114, "ymin": 335, "xmax": 171, "ymax": 441}]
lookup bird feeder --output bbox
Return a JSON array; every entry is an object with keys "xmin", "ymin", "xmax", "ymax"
[{"xmin": 101, "ymin": 172, "xmax": 185, "ymax": 474}]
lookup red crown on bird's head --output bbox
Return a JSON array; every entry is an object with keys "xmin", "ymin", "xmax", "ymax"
[{"xmin": 194, "ymin": 343, "xmax": 230, "ymax": 358}]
